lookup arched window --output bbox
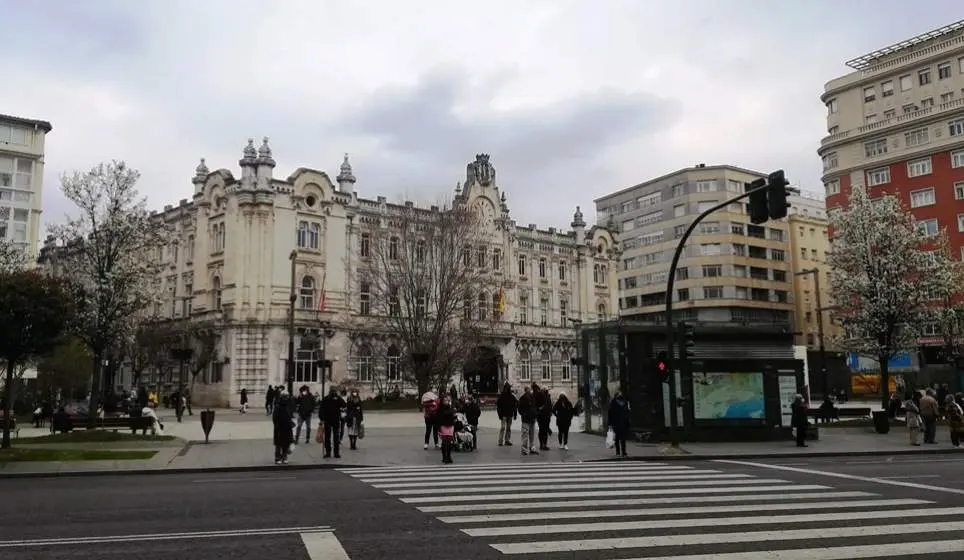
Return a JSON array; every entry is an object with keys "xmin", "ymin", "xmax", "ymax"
[
  {"xmin": 593, "ymin": 264, "xmax": 601, "ymax": 284},
  {"xmin": 540, "ymin": 351, "xmax": 551, "ymax": 381},
  {"xmin": 300, "ymin": 276, "xmax": 315, "ymax": 310},
  {"xmin": 415, "ymin": 240, "xmax": 426, "ymax": 264},
  {"xmin": 492, "ymin": 292, "xmax": 502, "ymax": 320},
  {"xmin": 597, "ymin": 302, "xmax": 607, "ymax": 321},
  {"xmin": 356, "ymin": 345, "xmax": 373, "ymax": 382},
  {"xmin": 478, "ymin": 292, "xmax": 488, "ymax": 320},
  {"xmin": 387, "ymin": 345, "xmax": 401, "ymax": 382},
  {"xmin": 517, "ymin": 350, "xmax": 531, "ymax": 381},
  {"xmin": 538, "ymin": 257, "xmax": 547, "ymax": 278},
  {"xmin": 560, "ymin": 352, "xmax": 572, "ymax": 381},
  {"xmin": 212, "ymin": 277, "xmax": 223, "ymax": 311}
]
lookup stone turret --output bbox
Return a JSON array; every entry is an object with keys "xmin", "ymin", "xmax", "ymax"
[
  {"xmin": 239, "ymin": 138, "xmax": 257, "ymax": 190},
  {"xmin": 571, "ymin": 205, "xmax": 586, "ymax": 244},
  {"xmin": 256, "ymin": 137, "xmax": 275, "ymax": 190},
  {"xmin": 336, "ymin": 153, "xmax": 356, "ymax": 194},
  {"xmin": 193, "ymin": 158, "xmax": 209, "ymax": 195}
]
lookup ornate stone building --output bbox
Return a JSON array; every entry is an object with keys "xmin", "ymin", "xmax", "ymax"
[{"xmin": 108, "ymin": 140, "xmax": 619, "ymax": 406}]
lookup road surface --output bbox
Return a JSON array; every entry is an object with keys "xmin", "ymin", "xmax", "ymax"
[{"xmin": 3, "ymin": 454, "xmax": 964, "ymax": 559}]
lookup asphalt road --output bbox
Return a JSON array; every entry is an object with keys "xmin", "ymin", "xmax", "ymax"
[
  {"xmin": 5, "ymin": 457, "xmax": 964, "ymax": 559},
  {"xmin": 0, "ymin": 469, "xmax": 499, "ymax": 560}
]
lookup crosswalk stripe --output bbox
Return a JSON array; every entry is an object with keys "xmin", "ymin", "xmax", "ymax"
[
  {"xmin": 437, "ymin": 498, "xmax": 932, "ymax": 524},
  {"xmin": 399, "ymin": 484, "xmax": 829, "ymax": 504},
  {"xmin": 415, "ymin": 490, "xmax": 879, "ymax": 513},
  {"xmin": 371, "ymin": 472, "xmax": 748, "ymax": 489},
  {"xmin": 464, "ymin": 507, "xmax": 964, "ymax": 537},
  {"xmin": 490, "ymin": 521, "xmax": 964, "ymax": 554},
  {"xmin": 338, "ymin": 461, "xmax": 669, "ymax": 474},
  {"xmin": 616, "ymin": 540, "xmax": 964, "ymax": 560},
  {"xmin": 355, "ymin": 466, "xmax": 701, "ymax": 480},
  {"xmin": 385, "ymin": 477, "xmax": 788, "ymax": 496}
]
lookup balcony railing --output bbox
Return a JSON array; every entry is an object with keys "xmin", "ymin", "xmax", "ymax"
[{"xmin": 821, "ymin": 98, "xmax": 964, "ymax": 148}]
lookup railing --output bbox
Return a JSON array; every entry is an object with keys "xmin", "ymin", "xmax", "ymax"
[{"xmin": 821, "ymin": 98, "xmax": 964, "ymax": 148}]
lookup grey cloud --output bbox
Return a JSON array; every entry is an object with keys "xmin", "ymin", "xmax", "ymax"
[{"xmin": 334, "ymin": 67, "xmax": 681, "ymax": 226}]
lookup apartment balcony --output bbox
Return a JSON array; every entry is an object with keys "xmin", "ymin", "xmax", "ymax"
[{"xmin": 820, "ymin": 98, "xmax": 964, "ymax": 150}]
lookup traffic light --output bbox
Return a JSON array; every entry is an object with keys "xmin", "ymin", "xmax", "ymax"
[
  {"xmin": 678, "ymin": 321, "xmax": 695, "ymax": 360},
  {"xmin": 746, "ymin": 178, "xmax": 768, "ymax": 224},
  {"xmin": 767, "ymin": 169, "xmax": 790, "ymax": 220},
  {"xmin": 655, "ymin": 351, "xmax": 669, "ymax": 383}
]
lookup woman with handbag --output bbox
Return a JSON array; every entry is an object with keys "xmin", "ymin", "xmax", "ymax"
[
  {"xmin": 345, "ymin": 391, "xmax": 364, "ymax": 450},
  {"xmin": 436, "ymin": 397, "xmax": 457, "ymax": 464},
  {"xmin": 903, "ymin": 391, "xmax": 922, "ymax": 446}
]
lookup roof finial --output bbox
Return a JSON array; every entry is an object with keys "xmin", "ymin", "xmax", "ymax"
[{"xmin": 337, "ymin": 153, "xmax": 356, "ymax": 184}]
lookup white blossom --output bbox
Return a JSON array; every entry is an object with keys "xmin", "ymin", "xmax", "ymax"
[
  {"xmin": 46, "ymin": 161, "xmax": 169, "ymax": 414},
  {"xmin": 828, "ymin": 185, "xmax": 953, "ymax": 402},
  {"xmin": 0, "ymin": 238, "xmax": 27, "ymax": 274}
]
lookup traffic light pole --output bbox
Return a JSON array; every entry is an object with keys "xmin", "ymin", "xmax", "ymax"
[{"xmin": 663, "ymin": 182, "xmax": 770, "ymax": 447}]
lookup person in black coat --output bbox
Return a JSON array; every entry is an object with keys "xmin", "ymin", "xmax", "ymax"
[
  {"xmin": 436, "ymin": 397, "xmax": 457, "ymax": 464},
  {"xmin": 791, "ymin": 394, "xmax": 809, "ymax": 447},
  {"xmin": 552, "ymin": 392, "xmax": 575, "ymax": 449},
  {"xmin": 319, "ymin": 388, "xmax": 346, "ymax": 459},
  {"xmin": 607, "ymin": 391, "xmax": 631, "ymax": 457},
  {"xmin": 517, "ymin": 386, "xmax": 538, "ymax": 455},
  {"xmin": 272, "ymin": 389, "xmax": 294, "ymax": 464},
  {"xmin": 496, "ymin": 383, "xmax": 517, "ymax": 446},
  {"xmin": 461, "ymin": 395, "xmax": 481, "ymax": 449},
  {"xmin": 534, "ymin": 385, "xmax": 552, "ymax": 451}
]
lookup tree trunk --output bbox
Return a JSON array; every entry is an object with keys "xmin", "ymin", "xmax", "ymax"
[
  {"xmin": 879, "ymin": 355, "xmax": 890, "ymax": 412},
  {"xmin": 1, "ymin": 360, "xmax": 15, "ymax": 450},
  {"xmin": 87, "ymin": 351, "xmax": 103, "ymax": 429}
]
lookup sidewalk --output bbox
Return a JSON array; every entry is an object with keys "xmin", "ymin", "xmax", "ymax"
[{"xmin": 2, "ymin": 410, "xmax": 961, "ymax": 478}]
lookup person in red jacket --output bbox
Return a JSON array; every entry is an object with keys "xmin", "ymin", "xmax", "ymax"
[{"xmin": 423, "ymin": 396, "xmax": 440, "ymax": 449}]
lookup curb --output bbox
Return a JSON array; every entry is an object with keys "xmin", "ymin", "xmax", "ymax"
[
  {"xmin": 587, "ymin": 447, "xmax": 964, "ymax": 462},
  {"xmin": 0, "ymin": 462, "xmax": 380, "ymax": 480}
]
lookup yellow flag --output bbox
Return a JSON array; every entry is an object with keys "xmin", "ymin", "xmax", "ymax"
[{"xmin": 498, "ymin": 287, "xmax": 506, "ymax": 313}]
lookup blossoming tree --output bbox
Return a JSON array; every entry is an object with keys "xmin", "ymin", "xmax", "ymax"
[{"xmin": 828, "ymin": 185, "xmax": 953, "ymax": 411}]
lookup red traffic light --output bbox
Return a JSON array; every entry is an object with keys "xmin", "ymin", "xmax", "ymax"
[{"xmin": 656, "ymin": 360, "xmax": 667, "ymax": 371}]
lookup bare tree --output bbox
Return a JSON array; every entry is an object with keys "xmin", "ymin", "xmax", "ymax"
[
  {"xmin": 348, "ymin": 201, "xmax": 489, "ymax": 395},
  {"xmin": 123, "ymin": 315, "xmax": 173, "ymax": 387},
  {"xmin": 167, "ymin": 321, "xmax": 220, "ymax": 387},
  {"xmin": 48, "ymin": 161, "xmax": 168, "ymax": 426}
]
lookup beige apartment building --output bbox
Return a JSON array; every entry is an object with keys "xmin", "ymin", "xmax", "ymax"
[
  {"xmin": 595, "ymin": 164, "xmax": 794, "ymax": 327},
  {"xmin": 787, "ymin": 193, "xmax": 840, "ymax": 350},
  {"xmin": 0, "ymin": 113, "xmax": 51, "ymax": 262}
]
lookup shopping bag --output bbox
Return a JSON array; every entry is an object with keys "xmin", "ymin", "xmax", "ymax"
[
  {"xmin": 315, "ymin": 424, "xmax": 324, "ymax": 444},
  {"xmin": 605, "ymin": 428, "xmax": 615, "ymax": 449},
  {"xmin": 358, "ymin": 422, "xmax": 365, "ymax": 440}
]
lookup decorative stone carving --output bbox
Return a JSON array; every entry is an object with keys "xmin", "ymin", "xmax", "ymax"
[{"xmin": 466, "ymin": 154, "xmax": 496, "ymax": 187}]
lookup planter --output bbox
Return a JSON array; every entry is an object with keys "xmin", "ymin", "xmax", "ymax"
[
  {"xmin": 872, "ymin": 410, "xmax": 890, "ymax": 434},
  {"xmin": 200, "ymin": 409, "xmax": 216, "ymax": 443}
]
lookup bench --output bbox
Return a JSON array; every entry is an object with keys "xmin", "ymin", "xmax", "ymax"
[
  {"xmin": 0, "ymin": 416, "xmax": 18, "ymax": 438},
  {"xmin": 52, "ymin": 415, "xmax": 155, "ymax": 435},
  {"xmin": 807, "ymin": 407, "xmax": 873, "ymax": 422}
]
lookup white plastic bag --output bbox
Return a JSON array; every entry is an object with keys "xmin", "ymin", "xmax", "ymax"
[{"xmin": 605, "ymin": 428, "xmax": 615, "ymax": 449}]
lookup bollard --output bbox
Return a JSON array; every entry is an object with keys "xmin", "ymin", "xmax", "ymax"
[{"xmin": 200, "ymin": 409, "xmax": 216, "ymax": 443}]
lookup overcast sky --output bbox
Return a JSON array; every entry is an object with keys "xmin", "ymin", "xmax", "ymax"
[{"xmin": 3, "ymin": 1, "xmax": 963, "ymax": 232}]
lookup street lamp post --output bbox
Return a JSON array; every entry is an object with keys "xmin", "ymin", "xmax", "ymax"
[
  {"xmin": 318, "ymin": 320, "xmax": 336, "ymax": 395},
  {"xmin": 796, "ymin": 267, "xmax": 828, "ymax": 396},
  {"xmin": 287, "ymin": 250, "xmax": 298, "ymax": 395}
]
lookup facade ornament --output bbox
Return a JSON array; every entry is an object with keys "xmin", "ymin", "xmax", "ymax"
[
  {"xmin": 257, "ymin": 137, "xmax": 276, "ymax": 168},
  {"xmin": 571, "ymin": 205, "xmax": 586, "ymax": 229},
  {"xmin": 194, "ymin": 158, "xmax": 209, "ymax": 182},
  {"xmin": 466, "ymin": 153, "xmax": 496, "ymax": 187},
  {"xmin": 337, "ymin": 153, "xmax": 356, "ymax": 184}
]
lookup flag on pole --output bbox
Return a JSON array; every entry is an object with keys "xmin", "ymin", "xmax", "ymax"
[
  {"xmin": 498, "ymin": 285, "xmax": 506, "ymax": 314},
  {"xmin": 319, "ymin": 272, "xmax": 328, "ymax": 312}
]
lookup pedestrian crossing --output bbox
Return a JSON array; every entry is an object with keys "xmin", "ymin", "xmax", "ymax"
[{"xmin": 339, "ymin": 461, "xmax": 964, "ymax": 558}]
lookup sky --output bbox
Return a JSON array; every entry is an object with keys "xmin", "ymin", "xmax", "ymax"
[{"xmin": 3, "ymin": 0, "xmax": 964, "ymax": 233}]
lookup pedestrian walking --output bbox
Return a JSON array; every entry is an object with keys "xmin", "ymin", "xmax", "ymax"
[
  {"xmin": 265, "ymin": 386, "xmax": 276, "ymax": 416},
  {"xmin": 345, "ymin": 391, "xmax": 364, "ymax": 450},
  {"xmin": 791, "ymin": 393, "xmax": 809, "ymax": 447},
  {"xmin": 319, "ymin": 387, "xmax": 346, "ymax": 459},
  {"xmin": 496, "ymin": 383, "xmax": 517, "ymax": 446},
  {"xmin": 294, "ymin": 386, "xmax": 315, "ymax": 444},
  {"xmin": 272, "ymin": 388, "xmax": 294, "ymax": 464},
  {"xmin": 239, "ymin": 388, "xmax": 248, "ymax": 414},
  {"xmin": 944, "ymin": 394, "xmax": 964, "ymax": 448},
  {"xmin": 920, "ymin": 389, "xmax": 940, "ymax": 444},
  {"xmin": 552, "ymin": 392, "xmax": 575, "ymax": 450},
  {"xmin": 608, "ymin": 391, "xmax": 631, "ymax": 457},
  {"xmin": 517, "ymin": 385, "xmax": 537, "ymax": 455},
  {"xmin": 436, "ymin": 396, "xmax": 457, "ymax": 464},
  {"xmin": 534, "ymin": 385, "xmax": 551, "ymax": 451},
  {"xmin": 903, "ymin": 391, "xmax": 922, "ymax": 446},
  {"xmin": 422, "ymin": 392, "xmax": 440, "ymax": 449}
]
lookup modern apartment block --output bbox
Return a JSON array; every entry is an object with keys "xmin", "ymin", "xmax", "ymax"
[
  {"xmin": 787, "ymin": 192, "xmax": 840, "ymax": 349},
  {"xmin": 819, "ymin": 20, "xmax": 964, "ymax": 254},
  {"xmin": 595, "ymin": 164, "xmax": 794, "ymax": 327},
  {"xmin": 0, "ymin": 113, "xmax": 52, "ymax": 262},
  {"xmin": 818, "ymin": 20, "xmax": 964, "ymax": 357}
]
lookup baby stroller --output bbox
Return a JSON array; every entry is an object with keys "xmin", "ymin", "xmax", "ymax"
[{"xmin": 452, "ymin": 412, "xmax": 476, "ymax": 451}]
